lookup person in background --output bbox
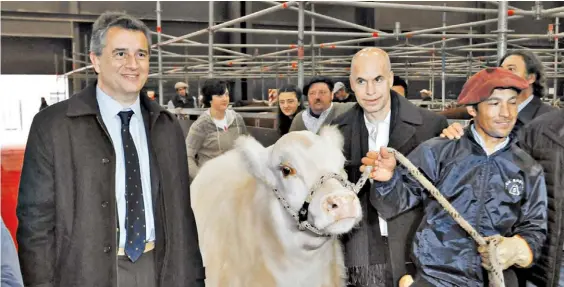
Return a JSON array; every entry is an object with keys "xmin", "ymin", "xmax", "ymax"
[
  {"xmin": 440, "ymin": 50, "xmax": 554, "ymax": 134},
  {"xmin": 290, "ymin": 76, "xmax": 353, "ymax": 133},
  {"xmin": 172, "ymin": 81, "xmax": 197, "ymax": 108},
  {"xmin": 392, "ymin": 75, "xmax": 408, "ymax": 97},
  {"xmin": 363, "ymin": 67, "xmax": 546, "ymax": 287},
  {"xmin": 186, "ymin": 78, "xmax": 248, "ymax": 180},
  {"xmin": 331, "ymin": 47, "xmax": 448, "ymax": 287},
  {"xmin": 146, "ymin": 89, "xmax": 156, "ymax": 100},
  {"xmin": 16, "ymin": 11, "xmax": 204, "ymax": 287},
  {"xmin": 276, "ymin": 84, "xmax": 303, "ymax": 135},
  {"xmin": 39, "ymin": 97, "xmax": 49, "ymax": 111},
  {"xmin": 1, "ymin": 218, "xmax": 23, "ymax": 287},
  {"xmin": 333, "ymin": 81, "xmax": 356, "ymax": 103}
]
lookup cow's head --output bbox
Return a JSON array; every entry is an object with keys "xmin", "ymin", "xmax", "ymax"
[{"xmin": 236, "ymin": 125, "xmax": 362, "ymax": 236}]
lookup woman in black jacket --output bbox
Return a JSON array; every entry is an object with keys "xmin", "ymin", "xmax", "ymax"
[{"xmin": 276, "ymin": 84, "xmax": 304, "ymax": 135}]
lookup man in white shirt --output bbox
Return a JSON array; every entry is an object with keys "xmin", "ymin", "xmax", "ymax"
[
  {"xmin": 331, "ymin": 47, "xmax": 448, "ymax": 287},
  {"xmin": 16, "ymin": 11, "xmax": 204, "ymax": 287}
]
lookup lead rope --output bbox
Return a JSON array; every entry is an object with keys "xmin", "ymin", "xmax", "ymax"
[
  {"xmin": 271, "ymin": 147, "xmax": 504, "ymax": 287},
  {"xmin": 386, "ymin": 147, "xmax": 504, "ymax": 287}
]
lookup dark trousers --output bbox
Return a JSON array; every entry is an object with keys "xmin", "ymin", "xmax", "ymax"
[{"xmin": 118, "ymin": 250, "xmax": 157, "ymax": 287}]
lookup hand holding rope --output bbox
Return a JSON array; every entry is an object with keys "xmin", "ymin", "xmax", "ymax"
[{"xmin": 362, "ymin": 147, "xmax": 505, "ymax": 287}]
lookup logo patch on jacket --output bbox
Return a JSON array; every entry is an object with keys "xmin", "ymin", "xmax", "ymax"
[{"xmin": 505, "ymin": 179, "xmax": 524, "ymax": 196}]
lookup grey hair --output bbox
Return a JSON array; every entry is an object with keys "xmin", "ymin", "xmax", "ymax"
[{"xmin": 90, "ymin": 11, "xmax": 152, "ymax": 56}]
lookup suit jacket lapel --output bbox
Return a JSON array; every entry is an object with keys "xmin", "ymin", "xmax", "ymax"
[
  {"xmin": 388, "ymin": 92, "xmax": 422, "ymax": 152},
  {"xmin": 336, "ymin": 104, "xmax": 367, "ymax": 182},
  {"xmin": 141, "ymin": 106, "xmax": 160, "ymax": 209},
  {"xmin": 518, "ymin": 96, "xmax": 541, "ymax": 126}
]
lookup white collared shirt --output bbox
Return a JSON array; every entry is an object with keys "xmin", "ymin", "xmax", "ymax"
[
  {"xmin": 96, "ymin": 86, "xmax": 155, "ymax": 248},
  {"xmin": 364, "ymin": 110, "xmax": 391, "ymax": 236},
  {"xmin": 470, "ymin": 124, "xmax": 510, "ymax": 156},
  {"xmin": 302, "ymin": 103, "xmax": 334, "ymax": 134}
]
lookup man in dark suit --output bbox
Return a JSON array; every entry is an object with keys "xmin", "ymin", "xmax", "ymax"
[
  {"xmin": 16, "ymin": 12, "xmax": 204, "ymax": 287},
  {"xmin": 332, "ymin": 47, "xmax": 449, "ymax": 287}
]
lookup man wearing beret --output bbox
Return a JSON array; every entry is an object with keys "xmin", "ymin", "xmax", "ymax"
[{"xmin": 361, "ymin": 67, "xmax": 548, "ymax": 286}]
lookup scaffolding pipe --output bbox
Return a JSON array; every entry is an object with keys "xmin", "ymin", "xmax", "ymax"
[
  {"xmin": 431, "ymin": 46, "xmax": 435, "ymax": 102},
  {"xmin": 298, "ymin": 2, "xmax": 305, "ymax": 90},
  {"xmin": 208, "ymin": 1, "xmax": 214, "ymax": 78},
  {"xmin": 554, "ymin": 17, "xmax": 559, "ymax": 102},
  {"xmin": 54, "ymin": 53, "xmax": 58, "ymax": 75},
  {"xmin": 468, "ymin": 27, "xmax": 472, "ymax": 79},
  {"xmin": 150, "ymin": 31, "xmax": 249, "ymax": 59},
  {"xmin": 311, "ymin": 3, "xmax": 316, "ymax": 76},
  {"xmin": 157, "ymin": 0, "xmax": 164, "ymax": 106},
  {"xmin": 84, "ymin": 34, "xmax": 89, "ymax": 86},
  {"xmin": 441, "ymin": 8, "xmax": 446, "ymax": 110},
  {"xmin": 317, "ymin": 16, "xmax": 524, "ymax": 48},
  {"xmin": 322, "ymin": 1, "xmax": 564, "ymax": 17},
  {"xmin": 218, "ymin": 27, "xmax": 373, "ymax": 37},
  {"xmin": 497, "ymin": 1, "xmax": 508, "ymax": 61},
  {"xmin": 216, "ymin": 28, "xmax": 564, "ymax": 39},
  {"xmin": 159, "ymin": 1, "xmax": 297, "ymax": 47},
  {"xmin": 63, "ymin": 49, "xmax": 67, "ymax": 75},
  {"xmin": 261, "ymin": 0, "xmax": 386, "ymax": 34},
  {"xmin": 164, "ymin": 43, "xmax": 564, "ymax": 52},
  {"xmin": 275, "ymin": 39, "xmax": 279, "ymax": 88}
]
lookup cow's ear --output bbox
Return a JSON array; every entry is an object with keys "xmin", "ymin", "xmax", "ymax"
[
  {"xmin": 235, "ymin": 135, "xmax": 277, "ymax": 187},
  {"xmin": 319, "ymin": 125, "xmax": 344, "ymax": 151}
]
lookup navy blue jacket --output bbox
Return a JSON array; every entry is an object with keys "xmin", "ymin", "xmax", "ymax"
[{"xmin": 371, "ymin": 129, "xmax": 548, "ymax": 287}]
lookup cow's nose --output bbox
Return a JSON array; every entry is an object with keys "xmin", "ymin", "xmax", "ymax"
[{"xmin": 323, "ymin": 194, "xmax": 357, "ymax": 220}]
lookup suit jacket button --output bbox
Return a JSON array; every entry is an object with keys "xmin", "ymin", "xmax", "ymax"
[
  {"xmin": 103, "ymin": 246, "xmax": 111, "ymax": 253},
  {"xmin": 101, "ymin": 201, "xmax": 108, "ymax": 208},
  {"xmin": 102, "ymin": 158, "xmax": 110, "ymax": 164}
]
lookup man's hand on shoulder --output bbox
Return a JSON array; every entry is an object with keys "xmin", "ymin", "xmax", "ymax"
[{"xmin": 440, "ymin": 122, "xmax": 465, "ymax": 140}]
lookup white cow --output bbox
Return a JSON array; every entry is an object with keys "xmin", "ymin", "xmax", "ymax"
[{"xmin": 191, "ymin": 125, "xmax": 363, "ymax": 287}]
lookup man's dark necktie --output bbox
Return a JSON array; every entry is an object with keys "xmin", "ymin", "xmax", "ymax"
[{"xmin": 118, "ymin": 110, "xmax": 146, "ymax": 262}]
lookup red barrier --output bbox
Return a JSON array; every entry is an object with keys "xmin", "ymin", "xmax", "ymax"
[{"xmin": 1, "ymin": 145, "xmax": 25, "ymax": 245}]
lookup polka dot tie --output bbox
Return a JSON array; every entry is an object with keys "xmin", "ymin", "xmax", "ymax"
[{"xmin": 118, "ymin": 111, "xmax": 146, "ymax": 262}]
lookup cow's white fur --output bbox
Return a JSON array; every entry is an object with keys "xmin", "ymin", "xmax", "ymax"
[{"xmin": 191, "ymin": 125, "xmax": 362, "ymax": 287}]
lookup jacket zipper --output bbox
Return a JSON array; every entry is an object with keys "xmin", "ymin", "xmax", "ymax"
[
  {"xmin": 467, "ymin": 160, "xmax": 489, "ymax": 282},
  {"xmin": 476, "ymin": 161, "xmax": 490, "ymax": 283},
  {"xmin": 96, "ymin": 115, "xmax": 120, "ymax": 286}
]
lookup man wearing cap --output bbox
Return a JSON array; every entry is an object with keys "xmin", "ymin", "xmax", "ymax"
[
  {"xmin": 289, "ymin": 76, "xmax": 354, "ymax": 133},
  {"xmin": 333, "ymin": 81, "xmax": 356, "ymax": 103},
  {"xmin": 172, "ymin": 81, "xmax": 197, "ymax": 108},
  {"xmin": 361, "ymin": 67, "xmax": 548, "ymax": 286},
  {"xmin": 440, "ymin": 50, "xmax": 555, "ymax": 137}
]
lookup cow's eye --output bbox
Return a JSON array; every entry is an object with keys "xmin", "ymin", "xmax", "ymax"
[{"xmin": 279, "ymin": 165, "xmax": 296, "ymax": 178}]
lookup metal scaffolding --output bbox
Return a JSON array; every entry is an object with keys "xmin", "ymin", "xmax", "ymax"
[{"xmin": 62, "ymin": 1, "xmax": 564, "ymax": 107}]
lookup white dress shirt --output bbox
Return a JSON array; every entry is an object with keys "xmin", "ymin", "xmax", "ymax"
[
  {"xmin": 302, "ymin": 103, "xmax": 334, "ymax": 134},
  {"xmin": 96, "ymin": 86, "xmax": 155, "ymax": 248},
  {"xmin": 364, "ymin": 110, "xmax": 391, "ymax": 236}
]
